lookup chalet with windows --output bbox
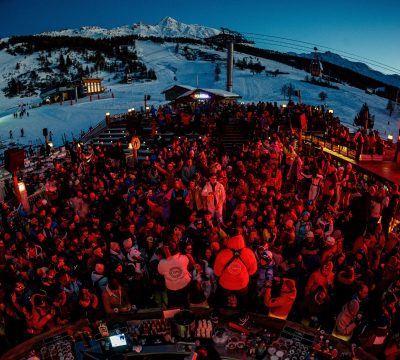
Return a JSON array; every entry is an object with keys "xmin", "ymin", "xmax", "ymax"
[{"xmin": 81, "ymin": 77, "xmax": 104, "ymax": 95}]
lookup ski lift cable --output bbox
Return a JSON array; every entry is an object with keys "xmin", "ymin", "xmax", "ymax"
[
  {"xmin": 241, "ymin": 31, "xmax": 400, "ymax": 71},
  {"xmin": 241, "ymin": 31, "xmax": 400, "ymax": 74},
  {"xmin": 246, "ymin": 37, "xmax": 400, "ymax": 75},
  {"xmin": 243, "ymin": 37, "xmax": 399, "ymax": 75},
  {"xmin": 245, "ymin": 36, "xmax": 318, "ymax": 53}
]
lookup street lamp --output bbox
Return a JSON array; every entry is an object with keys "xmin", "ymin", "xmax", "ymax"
[
  {"xmin": 18, "ymin": 181, "xmax": 30, "ymax": 214},
  {"xmin": 18, "ymin": 181, "xmax": 26, "ymax": 192}
]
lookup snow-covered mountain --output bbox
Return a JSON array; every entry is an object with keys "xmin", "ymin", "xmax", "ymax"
[
  {"xmin": 132, "ymin": 16, "xmax": 220, "ymax": 39},
  {"xmin": 39, "ymin": 16, "xmax": 220, "ymax": 40},
  {"xmin": 34, "ymin": 17, "xmax": 400, "ymax": 88},
  {"xmin": 295, "ymin": 51, "xmax": 400, "ymax": 88}
]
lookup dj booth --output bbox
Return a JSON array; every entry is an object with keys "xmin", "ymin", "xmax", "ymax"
[{"xmin": 2, "ymin": 308, "xmax": 377, "ymax": 360}]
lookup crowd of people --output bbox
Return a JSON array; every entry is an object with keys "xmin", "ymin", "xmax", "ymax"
[{"xmin": 0, "ymin": 100, "xmax": 400, "ymax": 359}]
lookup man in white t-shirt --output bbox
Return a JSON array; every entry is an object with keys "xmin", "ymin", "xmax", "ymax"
[{"xmin": 158, "ymin": 241, "xmax": 192, "ymax": 308}]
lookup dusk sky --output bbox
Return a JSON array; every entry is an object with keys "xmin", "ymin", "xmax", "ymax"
[{"xmin": 1, "ymin": 0, "xmax": 399, "ymax": 75}]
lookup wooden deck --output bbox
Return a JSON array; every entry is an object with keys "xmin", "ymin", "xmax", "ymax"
[{"xmin": 358, "ymin": 161, "xmax": 400, "ymax": 185}]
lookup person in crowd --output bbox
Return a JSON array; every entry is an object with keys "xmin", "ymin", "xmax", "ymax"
[
  {"xmin": 264, "ymin": 277, "xmax": 297, "ymax": 320},
  {"xmin": 335, "ymin": 299, "xmax": 362, "ymax": 337},
  {"xmin": 1, "ymin": 99, "xmax": 400, "ymax": 358},
  {"xmin": 202, "ymin": 174, "xmax": 226, "ymax": 224},
  {"xmin": 301, "ymin": 286, "xmax": 331, "ymax": 329},
  {"xmin": 305, "ymin": 261, "xmax": 335, "ymax": 297},
  {"xmin": 102, "ymin": 277, "xmax": 132, "ymax": 316},
  {"xmin": 157, "ymin": 241, "xmax": 192, "ymax": 308},
  {"xmin": 78, "ymin": 285, "xmax": 101, "ymax": 321},
  {"xmin": 213, "ymin": 229, "xmax": 257, "ymax": 324}
]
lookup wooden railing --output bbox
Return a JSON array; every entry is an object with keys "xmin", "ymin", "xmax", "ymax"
[{"xmin": 303, "ymin": 133, "xmax": 358, "ymax": 160}]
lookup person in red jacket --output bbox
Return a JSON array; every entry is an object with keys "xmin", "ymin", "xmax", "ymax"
[
  {"xmin": 264, "ymin": 278, "xmax": 297, "ymax": 320},
  {"xmin": 213, "ymin": 229, "xmax": 257, "ymax": 324}
]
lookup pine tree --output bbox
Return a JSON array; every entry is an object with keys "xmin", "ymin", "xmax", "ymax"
[
  {"xmin": 253, "ymin": 62, "xmax": 265, "ymax": 74},
  {"xmin": 58, "ymin": 53, "xmax": 67, "ymax": 73},
  {"xmin": 66, "ymin": 55, "xmax": 73, "ymax": 68},
  {"xmin": 281, "ymin": 84, "xmax": 288, "ymax": 99},
  {"xmin": 215, "ymin": 63, "xmax": 221, "ymax": 81},
  {"xmin": 318, "ymin": 91, "xmax": 328, "ymax": 101},
  {"xmin": 386, "ymin": 99, "xmax": 394, "ymax": 117}
]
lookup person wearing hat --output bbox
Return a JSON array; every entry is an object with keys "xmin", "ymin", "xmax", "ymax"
[
  {"xmin": 264, "ymin": 278, "xmax": 297, "ymax": 320},
  {"xmin": 335, "ymin": 299, "xmax": 361, "ymax": 337},
  {"xmin": 213, "ymin": 229, "xmax": 257, "ymax": 324},
  {"xmin": 320, "ymin": 236, "xmax": 337, "ymax": 264},
  {"xmin": 305, "ymin": 261, "xmax": 334, "ymax": 297},
  {"xmin": 316, "ymin": 211, "xmax": 334, "ymax": 237},
  {"xmin": 295, "ymin": 211, "xmax": 312, "ymax": 245},
  {"xmin": 254, "ymin": 249, "xmax": 275, "ymax": 305},
  {"xmin": 301, "ymin": 231, "xmax": 321, "ymax": 273}
]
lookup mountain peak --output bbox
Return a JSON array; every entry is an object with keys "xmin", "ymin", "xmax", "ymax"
[{"xmin": 158, "ymin": 16, "xmax": 178, "ymax": 26}]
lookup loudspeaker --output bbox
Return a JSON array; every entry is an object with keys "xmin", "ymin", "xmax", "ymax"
[
  {"xmin": 43, "ymin": 128, "xmax": 48, "ymax": 137},
  {"xmin": 4, "ymin": 148, "xmax": 25, "ymax": 172}
]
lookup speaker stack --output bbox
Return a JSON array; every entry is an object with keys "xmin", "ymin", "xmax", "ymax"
[{"xmin": 4, "ymin": 148, "xmax": 25, "ymax": 173}]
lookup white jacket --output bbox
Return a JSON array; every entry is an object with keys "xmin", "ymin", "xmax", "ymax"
[{"xmin": 201, "ymin": 181, "xmax": 226, "ymax": 211}]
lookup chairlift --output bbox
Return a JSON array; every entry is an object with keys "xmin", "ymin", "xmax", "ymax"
[{"xmin": 310, "ymin": 47, "xmax": 323, "ymax": 77}]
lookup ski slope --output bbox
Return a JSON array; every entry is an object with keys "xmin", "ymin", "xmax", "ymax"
[{"xmin": 0, "ymin": 39, "xmax": 398, "ymax": 149}]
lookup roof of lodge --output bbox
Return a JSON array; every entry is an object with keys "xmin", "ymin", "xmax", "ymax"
[
  {"xmin": 175, "ymin": 87, "xmax": 241, "ymax": 100},
  {"xmin": 161, "ymin": 84, "xmax": 196, "ymax": 94}
]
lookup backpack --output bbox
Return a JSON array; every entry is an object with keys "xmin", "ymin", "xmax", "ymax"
[{"xmin": 222, "ymin": 248, "xmax": 246, "ymax": 273}]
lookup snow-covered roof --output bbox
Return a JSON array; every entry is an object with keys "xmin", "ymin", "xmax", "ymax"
[
  {"xmin": 176, "ymin": 88, "xmax": 241, "ymax": 100},
  {"xmin": 201, "ymin": 88, "xmax": 241, "ymax": 98},
  {"xmin": 161, "ymin": 84, "xmax": 196, "ymax": 93}
]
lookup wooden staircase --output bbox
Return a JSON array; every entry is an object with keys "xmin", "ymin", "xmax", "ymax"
[{"xmin": 221, "ymin": 121, "xmax": 249, "ymax": 152}]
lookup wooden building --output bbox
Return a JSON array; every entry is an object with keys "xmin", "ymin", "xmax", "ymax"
[
  {"xmin": 161, "ymin": 84, "xmax": 196, "ymax": 101},
  {"xmin": 40, "ymin": 86, "xmax": 76, "ymax": 103},
  {"xmin": 173, "ymin": 87, "xmax": 241, "ymax": 107},
  {"xmin": 81, "ymin": 77, "xmax": 104, "ymax": 95}
]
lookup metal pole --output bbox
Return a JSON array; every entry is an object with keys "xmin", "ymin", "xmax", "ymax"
[
  {"xmin": 12, "ymin": 171, "xmax": 21, "ymax": 203},
  {"xmin": 226, "ymin": 42, "xmax": 234, "ymax": 92}
]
